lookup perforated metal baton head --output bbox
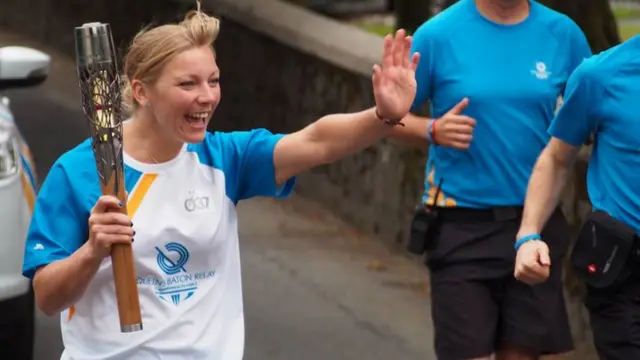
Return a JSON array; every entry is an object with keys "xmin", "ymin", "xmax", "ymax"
[
  {"xmin": 74, "ymin": 22, "xmax": 123, "ymax": 126},
  {"xmin": 74, "ymin": 22, "xmax": 125, "ymax": 194}
]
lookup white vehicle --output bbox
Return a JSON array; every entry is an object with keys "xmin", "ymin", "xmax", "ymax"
[{"xmin": 0, "ymin": 45, "xmax": 51, "ymax": 359}]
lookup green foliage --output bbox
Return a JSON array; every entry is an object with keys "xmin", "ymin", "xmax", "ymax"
[
  {"xmin": 619, "ymin": 24, "xmax": 640, "ymax": 40},
  {"xmin": 613, "ymin": 7, "xmax": 640, "ymax": 20},
  {"xmin": 357, "ymin": 22, "xmax": 397, "ymax": 37}
]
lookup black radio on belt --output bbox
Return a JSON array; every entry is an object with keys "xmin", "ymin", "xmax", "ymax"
[
  {"xmin": 407, "ymin": 178, "xmax": 443, "ymax": 255},
  {"xmin": 570, "ymin": 210, "xmax": 640, "ymax": 289}
]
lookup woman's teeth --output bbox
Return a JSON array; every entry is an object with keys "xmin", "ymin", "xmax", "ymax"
[{"xmin": 186, "ymin": 112, "xmax": 208, "ymax": 123}]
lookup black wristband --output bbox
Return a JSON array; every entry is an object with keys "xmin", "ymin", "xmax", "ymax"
[{"xmin": 375, "ymin": 107, "xmax": 405, "ymax": 127}]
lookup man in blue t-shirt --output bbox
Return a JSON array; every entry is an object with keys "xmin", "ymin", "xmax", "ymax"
[
  {"xmin": 515, "ymin": 35, "xmax": 640, "ymax": 360},
  {"xmin": 390, "ymin": 0, "xmax": 592, "ymax": 358}
]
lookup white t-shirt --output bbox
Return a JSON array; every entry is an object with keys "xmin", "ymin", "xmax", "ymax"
[{"xmin": 22, "ymin": 129, "xmax": 295, "ymax": 359}]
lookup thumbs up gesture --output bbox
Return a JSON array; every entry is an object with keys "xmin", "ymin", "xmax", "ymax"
[{"xmin": 433, "ymin": 98, "xmax": 476, "ymax": 150}]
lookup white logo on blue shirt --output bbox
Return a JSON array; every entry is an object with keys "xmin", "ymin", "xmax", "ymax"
[{"xmin": 531, "ymin": 62, "xmax": 551, "ymax": 80}]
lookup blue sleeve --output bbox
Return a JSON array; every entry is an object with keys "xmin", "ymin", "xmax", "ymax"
[
  {"xmin": 566, "ymin": 20, "xmax": 592, "ymax": 75},
  {"xmin": 548, "ymin": 62, "xmax": 602, "ymax": 147},
  {"xmin": 211, "ymin": 129, "xmax": 296, "ymax": 203},
  {"xmin": 410, "ymin": 23, "xmax": 436, "ymax": 112},
  {"xmin": 22, "ymin": 161, "xmax": 88, "ymax": 280}
]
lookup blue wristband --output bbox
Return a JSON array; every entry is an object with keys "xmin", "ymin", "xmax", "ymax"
[
  {"xmin": 426, "ymin": 119, "xmax": 435, "ymax": 143},
  {"xmin": 514, "ymin": 233, "xmax": 541, "ymax": 251}
]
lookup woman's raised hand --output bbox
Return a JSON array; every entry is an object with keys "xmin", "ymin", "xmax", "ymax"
[{"xmin": 372, "ymin": 29, "xmax": 420, "ymax": 121}]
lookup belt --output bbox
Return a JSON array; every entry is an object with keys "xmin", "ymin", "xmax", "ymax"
[{"xmin": 427, "ymin": 205, "xmax": 524, "ymax": 222}]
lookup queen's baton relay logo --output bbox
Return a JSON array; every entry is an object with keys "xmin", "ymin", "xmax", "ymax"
[{"xmin": 138, "ymin": 242, "xmax": 216, "ymax": 306}]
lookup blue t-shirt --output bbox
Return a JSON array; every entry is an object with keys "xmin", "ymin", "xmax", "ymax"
[
  {"xmin": 410, "ymin": 0, "xmax": 591, "ymax": 208},
  {"xmin": 22, "ymin": 129, "xmax": 295, "ymax": 280},
  {"xmin": 549, "ymin": 35, "xmax": 640, "ymax": 233}
]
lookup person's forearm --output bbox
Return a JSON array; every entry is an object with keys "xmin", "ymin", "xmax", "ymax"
[
  {"xmin": 33, "ymin": 242, "xmax": 102, "ymax": 316},
  {"xmin": 518, "ymin": 150, "xmax": 574, "ymax": 238},
  {"xmin": 309, "ymin": 107, "xmax": 396, "ymax": 163},
  {"xmin": 388, "ymin": 113, "xmax": 431, "ymax": 148}
]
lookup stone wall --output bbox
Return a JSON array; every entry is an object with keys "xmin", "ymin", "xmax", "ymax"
[{"xmin": 0, "ymin": 0, "xmax": 596, "ymax": 357}]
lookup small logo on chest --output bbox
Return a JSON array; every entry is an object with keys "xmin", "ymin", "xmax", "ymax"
[
  {"xmin": 531, "ymin": 62, "xmax": 551, "ymax": 80},
  {"xmin": 184, "ymin": 190, "xmax": 210, "ymax": 212}
]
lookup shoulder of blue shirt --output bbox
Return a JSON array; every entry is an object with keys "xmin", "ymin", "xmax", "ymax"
[
  {"xmin": 565, "ymin": 37, "xmax": 637, "ymax": 96},
  {"xmin": 49, "ymin": 129, "xmax": 281, "ymax": 176},
  {"xmin": 38, "ymin": 128, "xmax": 290, "ymax": 206}
]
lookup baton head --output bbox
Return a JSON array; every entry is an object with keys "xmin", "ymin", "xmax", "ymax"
[
  {"xmin": 74, "ymin": 22, "xmax": 123, "ymax": 133},
  {"xmin": 74, "ymin": 22, "xmax": 125, "ymax": 194}
]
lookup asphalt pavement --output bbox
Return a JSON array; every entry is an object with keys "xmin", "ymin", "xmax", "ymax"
[{"xmin": 1, "ymin": 29, "xmax": 435, "ymax": 359}]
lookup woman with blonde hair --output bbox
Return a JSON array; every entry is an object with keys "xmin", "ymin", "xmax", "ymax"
[{"xmin": 20, "ymin": 4, "xmax": 419, "ymax": 360}]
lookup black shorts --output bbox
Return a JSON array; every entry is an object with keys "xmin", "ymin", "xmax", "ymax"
[
  {"xmin": 585, "ymin": 275, "xmax": 640, "ymax": 360},
  {"xmin": 425, "ymin": 207, "xmax": 573, "ymax": 359}
]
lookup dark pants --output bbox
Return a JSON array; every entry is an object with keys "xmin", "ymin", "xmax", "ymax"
[
  {"xmin": 425, "ymin": 207, "xmax": 573, "ymax": 359},
  {"xmin": 586, "ymin": 275, "xmax": 640, "ymax": 360},
  {"xmin": 0, "ymin": 287, "xmax": 35, "ymax": 360}
]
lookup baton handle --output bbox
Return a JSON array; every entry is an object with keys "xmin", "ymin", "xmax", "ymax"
[{"xmin": 103, "ymin": 169, "xmax": 143, "ymax": 333}]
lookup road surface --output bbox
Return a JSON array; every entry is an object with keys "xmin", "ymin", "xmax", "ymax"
[{"xmin": 1, "ymin": 30, "xmax": 436, "ymax": 359}]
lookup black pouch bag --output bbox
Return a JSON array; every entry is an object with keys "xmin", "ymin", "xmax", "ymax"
[
  {"xmin": 407, "ymin": 178, "xmax": 443, "ymax": 255},
  {"xmin": 570, "ymin": 210, "xmax": 640, "ymax": 289},
  {"xmin": 407, "ymin": 205, "xmax": 440, "ymax": 255}
]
